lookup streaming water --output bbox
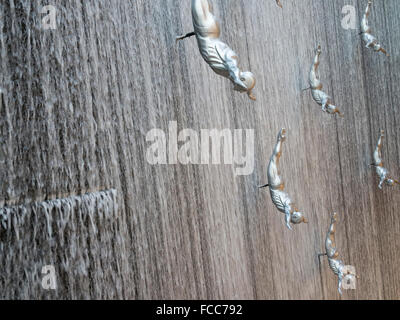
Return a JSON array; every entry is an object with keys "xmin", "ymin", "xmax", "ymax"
[{"xmin": 1, "ymin": 0, "xmax": 400, "ymax": 300}]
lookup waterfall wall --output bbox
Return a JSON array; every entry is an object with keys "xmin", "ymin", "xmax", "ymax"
[{"xmin": 1, "ymin": 0, "xmax": 400, "ymax": 299}]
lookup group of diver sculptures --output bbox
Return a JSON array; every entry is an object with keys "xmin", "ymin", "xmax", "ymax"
[{"xmin": 176, "ymin": 0, "xmax": 396, "ymax": 295}]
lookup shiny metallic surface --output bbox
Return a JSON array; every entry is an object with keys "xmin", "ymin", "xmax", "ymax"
[
  {"xmin": 371, "ymin": 130, "xmax": 400, "ymax": 189},
  {"xmin": 309, "ymin": 45, "xmax": 343, "ymax": 117},
  {"xmin": 323, "ymin": 213, "xmax": 356, "ymax": 295},
  {"xmin": 276, "ymin": 0, "xmax": 283, "ymax": 8},
  {"xmin": 361, "ymin": 1, "xmax": 389, "ymax": 56},
  {"xmin": 177, "ymin": 0, "xmax": 256, "ymax": 100},
  {"xmin": 260, "ymin": 129, "xmax": 307, "ymax": 230}
]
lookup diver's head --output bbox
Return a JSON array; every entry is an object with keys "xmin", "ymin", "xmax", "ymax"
[
  {"xmin": 327, "ymin": 104, "xmax": 344, "ymax": 118},
  {"xmin": 386, "ymin": 178, "xmax": 395, "ymax": 186},
  {"xmin": 291, "ymin": 211, "xmax": 308, "ymax": 225},
  {"xmin": 234, "ymin": 72, "xmax": 256, "ymax": 100},
  {"xmin": 240, "ymin": 72, "xmax": 256, "ymax": 91},
  {"xmin": 342, "ymin": 266, "xmax": 358, "ymax": 282}
]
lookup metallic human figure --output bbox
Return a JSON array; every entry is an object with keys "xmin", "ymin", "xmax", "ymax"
[
  {"xmin": 259, "ymin": 129, "xmax": 308, "ymax": 230},
  {"xmin": 371, "ymin": 130, "xmax": 400, "ymax": 189},
  {"xmin": 276, "ymin": 0, "xmax": 283, "ymax": 8},
  {"xmin": 319, "ymin": 213, "xmax": 357, "ymax": 295},
  {"xmin": 308, "ymin": 45, "xmax": 344, "ymax": 117},
  {"xmin": 361, "ymin": 1, "xmax": 389, "ymax": 56},
  {"xmin": 176, "ymin": 0, "xmax": 256, "ymax": 100}
]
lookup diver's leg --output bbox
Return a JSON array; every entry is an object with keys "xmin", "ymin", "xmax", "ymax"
[
  {"xmin": 270, "ymin": 129, "xmax": 286, "ymax": 171},
  {"xmin": 373, "ymin": 130, "xmax": 384, "ymax": 166},
  {"xmin": 267, "ymin": 129, "xmax": 286, "ymax": 188},
  {"xmin": 261, "ymin": 129, "xmax": 285, "ymax": 189},
  {"xmin": 365, "ymin": 1, "xmax": 372, "ymax": 19},
  {"xmin": 178, "ymin": 0, "xmax": 213, "ymax": 42},
  {"xmin": 267, "ymin": 153, "xmax": 280, "ymax": 187},
  {"xmin": 361, "ymin": 2, "xmax": 372, "ymax": 34},
  {"xmin": 310, "ymin": 46, "xmax": 322, "ymax": 89},
  {"xmin": 325, "ymin": 213, "xmax": 338, "ymax": 258},
  {"xmin": 192, "ymin": 0, "xmax": 214, "ymax": 26},
  {"xmin": 328, "ymin": 213, "xmax": 337, "ymax": 238}
]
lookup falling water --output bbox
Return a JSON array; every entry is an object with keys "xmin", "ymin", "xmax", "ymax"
[
  {"xmin": 1, "ymin": 0, "xmax": 400, "ymax": 299},
  {"xmin": 0, "ymin": 189, "xmax": 128, "ymax": 299}
]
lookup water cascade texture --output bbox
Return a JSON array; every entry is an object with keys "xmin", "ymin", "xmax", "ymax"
[
  {"xmin": 0, "ymin": 189, "xmax": 128, "ymax": 299},
  {"xmin": 1, "ymin": 0, "xmax": 400, "ymax": 299}
]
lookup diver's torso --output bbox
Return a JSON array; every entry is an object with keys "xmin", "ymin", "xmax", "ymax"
[
  {"xmin": 311, "ymin": 89, "xmax": 329, "ymax": 106},
  {"xmin": 376, "ymin": 166, "xmax": 387, "ymax": 179},
  {"xmin": 269, "ymin": 189, "xmax": 292, "ymax": 214},
  {"xmin": 362, "ymin": 32, "xmax": 376, "ymax": 46},
  {"xmin": 328, "ymin": 258, "xmax": 344, "ymax": 276},
  {"xmin": 195, "ymin": 34, "xmax": 237, "ymax": 79}
]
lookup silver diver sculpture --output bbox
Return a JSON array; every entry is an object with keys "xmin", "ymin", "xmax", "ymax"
[
  {"xmin": 259, "ymin": 129, "xmax": 308, "ymax": 230},
  {"xmin": 371, "ymin": 130, "xmax": 400, "ymax": 189},
  {"xmin": 176, "ymin": 0, "xmax": 256, "ymax": 100},
  {"xmin": 360, "ymin": 1, "xmax": 389, "ymax": 57},
  {"xmin": 307, "ymin": 45, "xmax": 344, "ymax": 117},
  {"xmin": 319, "ymin": 213, "xmax": 357, "ymax": 295}
]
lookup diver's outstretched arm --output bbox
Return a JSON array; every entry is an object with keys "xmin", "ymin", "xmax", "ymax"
[
  {"xmin": 334, "ymin": 109, "xmax": 345, "ymax": 118},
  {"xmin": 378, "ymin": 47, "xmax": 389, "ymax": 57},
  {"xmin": 310, "ymin": 45, "xmax": 322, "ymax": 89},
  {"xmin": 284, "ymin": 208, "xmax": 292, "ymax": 230},
  {"xmin": 338, "ymin": 276, "xmax": 343, "ymax": 295},
  {"xmin": 378, "ymin": 176, "xmax": 385, "ymax": 190}
]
